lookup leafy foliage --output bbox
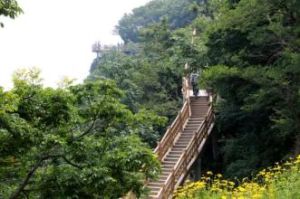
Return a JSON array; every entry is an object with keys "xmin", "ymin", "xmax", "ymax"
[
  {"xmin": 0, "ymin": 69, "xmax": 161, "ymax": 198},
  {"xmin": 2, "ymin": 0, "xmax": 300, "ymax": 197},
  {"xmin": 198, "ymin": 0, "xmax": 300, "ymax": 177},
  {"xmin": 90, "ymin": 0, "xmax": 300, "ymax": 179},
  {"xmin": 116, "ymin": 0, "xmax": 206, "ymax": 43},
  {"xmin": 0, "ymin": 0, "xmax": 22, "ymax": 27},
  {"xmin": 88, "ymin": 21, "xmax": 185, "ymax": 126}
]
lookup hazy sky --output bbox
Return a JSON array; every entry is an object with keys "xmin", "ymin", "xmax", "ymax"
[{"xmin": 0, "ymin": 0, "xmax": 150, "ymax": 89}]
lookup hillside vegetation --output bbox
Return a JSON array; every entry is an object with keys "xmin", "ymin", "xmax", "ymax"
[
  {"xmin": 90, "ymin": 0, "xmax": 300, "ymax": 179},
  {"xmin": 0, "ymin": 0, "xmax": 299, "ymax": 198}
]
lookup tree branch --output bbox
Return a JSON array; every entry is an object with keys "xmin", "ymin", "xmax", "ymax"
[
  {"xmin": 75, "ymin": 118, "xmax": 97, "ymax": 140},
  {"xmin": 75, "ymin": 109, "xmax": 100, "ymax": 140},
  {"xmin": 9, "ymin": 154, "xmax": 61, "ymax": 199},
  {"xmin": 62, "ymin": 156, "xmax": 83, "ymax": 169},
  {"xmin": 9, "ymin": 157, "xmax": 45, "ymax": 199}
]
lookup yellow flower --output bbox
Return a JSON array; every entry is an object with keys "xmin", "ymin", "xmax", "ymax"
[
  {"xmin": 237, "ymin": 186, "xmax": 246, "ymax": 192},
  {"xmin": 229, "ymin": 181, "xmax": 235, "ymax": 186},
  {"xmin": 217, "ymin": 173, "xmax": 223, "ymax": 178},
  {"xmin": 206, "ymin": 171, "xmax": 213, "ymax": 175}
]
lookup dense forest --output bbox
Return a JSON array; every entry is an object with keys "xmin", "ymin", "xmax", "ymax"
[
  {"xmin": 1, "ymin": 0, "xmax": 299, "ymax": 198},
  {"xmin": 90, "ymin": 0, "xmax": 300, "ymax": 178}
]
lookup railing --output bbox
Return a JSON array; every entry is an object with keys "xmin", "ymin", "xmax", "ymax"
[
  {"xmin": 155, "ymin": 98, "xmax": 214, "ymax": 198},
  {"xmin": 149, "ymin": 69, "xmax": 214, "ymax": 198},
  {"xmin": 154, "ymin": 101, "xmax": 190, "ymax": 161},
  {"xmin": 154, "ymin": 76, "xmax": 191, "ymax": 161}
]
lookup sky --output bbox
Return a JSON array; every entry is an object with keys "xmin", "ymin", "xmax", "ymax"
[{"xmin": 0, "ymin": 0, "xmax": 150, "ymax": 89}]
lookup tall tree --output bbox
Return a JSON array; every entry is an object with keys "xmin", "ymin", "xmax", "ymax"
[{"xmin": 0, "ymin": 69, "xmax": 160, "ymax": 198}]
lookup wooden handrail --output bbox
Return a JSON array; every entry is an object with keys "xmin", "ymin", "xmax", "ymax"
[
  {"xmin": 150, "ymin": 69, "xmax": 215, "ymax": 198},
  {"xmin": 155, "ymin": 98, "xmax": 214, "ymax": 198},
  {"xmin": 154, "ymin": 100, "xmax": 190, "ymax": 161}
]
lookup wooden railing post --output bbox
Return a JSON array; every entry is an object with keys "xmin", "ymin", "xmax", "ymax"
[
  {"xmin": 179, "ymin": 111, "xmax": 184, "ymax": 132},
  {"xmin": 157, "ymin": 141, "xmax": 161, "ymax": 160},
  {"xmin": 188, "ymin": 99, "xmax": 192, "ymax": 117},
  {"xmin": 171, "ymin": 169, "xmax": 175, "ymax": 193}
]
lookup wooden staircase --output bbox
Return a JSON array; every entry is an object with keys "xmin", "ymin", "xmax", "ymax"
[{"xmin": 146, "ymin": 76, "xmax": 215, "ymax": 199}]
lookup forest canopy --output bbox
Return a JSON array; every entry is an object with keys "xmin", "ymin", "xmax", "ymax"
[{"xmin": 90, "ymin": 0, "xmax": 300, "ymax": 178}]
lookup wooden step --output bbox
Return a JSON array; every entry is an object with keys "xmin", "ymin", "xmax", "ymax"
[
  {"xmin": 191, "ymin": 101, "xmax": 208, "ymax": 104},
  {"xmin": 184, "ymin": 128, "xmax": 198, "ymax": 131},
  {"xmin": 191, "ymin": 115, "xmax": 205, "ymax": 118},
  {"xmin": 160, "ymin": 172, "xmax": 171, "ymax": 177},
  {"xmin": 172, "ymin": 147, "xmax": 187, "ymax": 152},
  {"xmin": 165, "ymin": 154, "xmax": 181, "ymax": 159},
  {"xmin": 177, "ymin": 137, "xmax": 192, "ymax": 140},
  {"xmin": 168, "ymin": 151, "xmax": 182, "ymax": 156},
  {"xmin": 184, "ymin": 128, "xmax": 199, "ymax": 131},
  {"xmin": 147, "ymin": 186, "xmax": 161, "ymax": 192},
  {"xmin": 175, "ymin": 144, "xmax": 188, "ymax": 148},
  {"xmin": 192, "ymin": 109, "xmax": 208, "ymax": 111},
  {"xmin": 191, "ymin": 103, "xmax": 209, "ymax": 107},
  {"xmin": 183, "ymin": 129, "xmax": 196, "ymax": 132},
  {"xmin": 162, "ymin": 164, "xmax": 175, "ymax": 169},
  {"xmin": 180, "ymin": 133, "xmax": 194, "ymax": 136},
  {"xmin": 177, "ymin": 137, "xmax": 192, "ymax": 141},
  {"xmin": 181, "ymin": 131, "xmax": 195, "ymax": 135},
  {"xmin": 175, "ymin": 144, "xmax": 189, "ymax": 147},
  {"xmin": 191, "ymin": 113, "xmax": 207, "ymax": 115},
  {"xmin": 189, "ymin": 117, "xmax": 204, "ymax": 121},
  {"xmin": 172, "ymin": 144, "xmax": 187, "ymax": 148},
  {"xmin": 171, "ymin": 147, "xmax": 184, "ymax": 152},
  {"xmin": 160, "ymin": 174, "xmax": 170, "ymax": 180},
  {"xmin": 163, "ymin": 166, "xmax": 175, "ymax": 171},
  {"xmin": 192, "ymin": 113, "xmax": 207, "ymax": 115},
  {"xmin": 177, "ymin": 136, "xmax": 193, "ymax": 139},
  {"xmin": 176, "ymin": 140, "xmax": 191, "ymax": 145},
  {"xmin": 186, "ymin": 123, "xmax": 200, "ymax": 126},
  {"xmin": 181, "ymin": 129, "xmax": 194, "ymax": 134},
  {"xmin": 178, "ymin": 137, "xmax": 193, "ymax": 140},
  {"xmin": 192, "ymin": 110, "xmax": 208, "ymax": 113},
  {"xmin": 192, "ymin": 109, "xmax": 208, "ymax": 112},
  {"xmin": 187, "ymin": 120, "xmax": 203, "ymax": 124},
  {"xmin": 163, "ymin": 160, "xmax": 177, "ymax": 165},
  {"xmin": 191, "ymin": 98, "xmax": 208, "ymax": 101},
  {"xmin": 185, "ymin": 125, "xmax": 199, "ymax": 128},
  {"xmin": 160, "ymin": 173, "xmax": 172, "ymax": 179},
  {"xmin": 148, "ymin": 182, "xmax": 163, "ymax": 187},
  {"xmin": 180, "ymin": 133, "xmax": 194, "ymax": 137},
  {"xmin": 164, "ymin": 156, "xmax": 179, "ymax": 161},
  {"xmin": 147, "ymin": 179, "xmax": 166, "ymax": 186}
]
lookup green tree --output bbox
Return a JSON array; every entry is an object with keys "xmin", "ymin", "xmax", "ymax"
[
  {"xmin": 116, "ymin": 0, "xmax": 203, "ymax": 43},
  {"xmin": 199, "ymin": 0, "xmax": 300, "ymax": 177},
  {"xmin": 0, "ymin": 69, "xmax": 160, "ymax": 198}
]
